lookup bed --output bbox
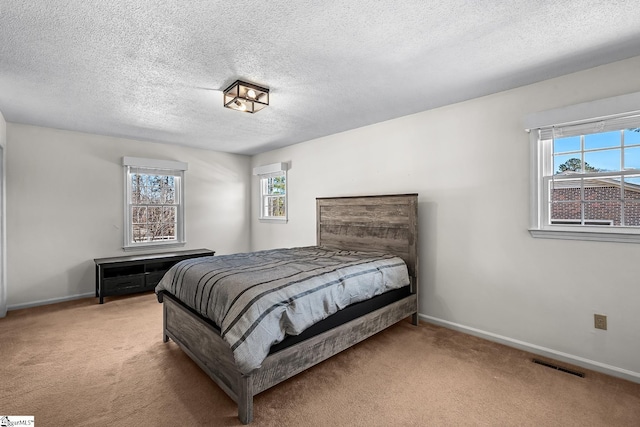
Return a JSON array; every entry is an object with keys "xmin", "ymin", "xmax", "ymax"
[{"xmin": 157, "ymin": 194, "xmax": 419, "ymax": 424}]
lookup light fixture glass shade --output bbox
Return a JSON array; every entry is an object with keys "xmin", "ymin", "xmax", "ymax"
[{"xmin": 223, "ymin": 80, "xmax": 269, "ymax": 113}]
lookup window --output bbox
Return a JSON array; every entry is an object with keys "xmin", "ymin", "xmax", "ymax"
[
  {"xmin": 526, "ymin": 91, "xmax": 640, "ymax": 243},
  {"xmin": 253, "ymin": 162, "xmax": 288, "ymax": 221},
  {"xmin": 123, "ymin": 157, "xmax": 187, "ymax": 249},
  {"xmin": 260, "ymin": 172, "xmax": 286, "ymax": 218}
]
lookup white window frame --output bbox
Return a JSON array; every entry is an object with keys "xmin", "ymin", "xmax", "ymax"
[
  {"xmin": 525, "ymin": 91, "xmax": 640, "ymax": 243},
  {"xmin": 123, "ymin": 157, "xmax": 187, "ymax": 250},
  {"xmin": 253, "ymin": 162, "xmax": 288, "ymax": 222}
]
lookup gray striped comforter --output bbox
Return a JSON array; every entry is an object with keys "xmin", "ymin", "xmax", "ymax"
[{"xmin": 155, "ymin": 246, "xmax": 410, "ymax": 374}]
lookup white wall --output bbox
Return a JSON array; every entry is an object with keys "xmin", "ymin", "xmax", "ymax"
[
  {"xmin": 6, "ymin": 124, "xmax": 251, "ymax": 308},
  {"xmin": 251, "ymin": 55, "xmax": 640, "ymax": 381},
  {"xmin": 0, "ymin": 111, "xmax": 6, "ymax": 317}
]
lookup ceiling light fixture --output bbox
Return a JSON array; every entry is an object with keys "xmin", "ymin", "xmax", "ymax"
[
  {"xmin": 223, "ymin": 80, "xmax": 269, "ymax": 113},
  {"xmin": 234, "ymin": 99, "xmax": 247, "ymax": 111}
]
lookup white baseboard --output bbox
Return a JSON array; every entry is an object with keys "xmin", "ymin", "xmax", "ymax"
[
  {"xmin": 7, "ymin": 292, "xmax": 94, "ymax": 312},
  {"xmin": 420, "ymin": 314, "xmax": 640, "ymax": 384}
]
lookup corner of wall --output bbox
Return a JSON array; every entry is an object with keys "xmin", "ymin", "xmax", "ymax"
[{"xmin": 0, "ymin": 111, "xmax": 7, "ymax": 318}]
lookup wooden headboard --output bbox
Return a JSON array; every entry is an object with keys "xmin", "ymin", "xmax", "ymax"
[{"xmin": 316, "ymin": 194, "xmax": 419, "ymax": 288}]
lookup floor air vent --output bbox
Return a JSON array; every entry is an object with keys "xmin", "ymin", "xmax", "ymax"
[{"xmin": 532, "ymin": 358, "xmax": 585, "ymax": 378}]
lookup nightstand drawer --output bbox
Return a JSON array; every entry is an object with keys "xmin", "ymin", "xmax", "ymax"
[{"xmin": 103, "ymin": 274, "xmax": 145, "ymax": 294}]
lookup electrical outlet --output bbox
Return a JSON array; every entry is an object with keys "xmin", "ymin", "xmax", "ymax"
[{"xmin": 594, "ymin": 314, "xmax": 607, "ymax": 330}]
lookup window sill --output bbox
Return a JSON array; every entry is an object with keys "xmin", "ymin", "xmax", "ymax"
[
  {"xmin": 529, "ymin": 228, "xmax": 640, "ymax": 244},
  {"xmin": 259, "ymin": 218, "xmax": 288, "ymax": 223},
  {"xmin": 123, "ymin": 241, "xmax": 186, "ymax": 252}
]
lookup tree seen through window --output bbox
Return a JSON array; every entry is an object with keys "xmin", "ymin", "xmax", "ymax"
[{"xmin": 131, "ymin": 173, "xmax": 178, "ymax": 242}]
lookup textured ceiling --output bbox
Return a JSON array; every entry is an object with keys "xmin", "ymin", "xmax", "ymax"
[{"xmin": 1, "ymin": 1, "xmax": 640, "ymax": 155}]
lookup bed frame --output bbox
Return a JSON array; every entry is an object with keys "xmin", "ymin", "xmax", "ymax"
[{"xmin": 161, "ymin": 194, "xmax": 419, "ymax": 424}]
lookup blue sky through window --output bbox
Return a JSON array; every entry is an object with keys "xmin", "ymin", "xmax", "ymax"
[{"xmin": 554, "ymin": 129, "xmax": 640, "ymax": 173}]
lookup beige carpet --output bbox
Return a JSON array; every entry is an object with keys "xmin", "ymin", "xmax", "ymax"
[{"xmin": 1, "ymin": 293, "xmax": 639, "ymax": 426}]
